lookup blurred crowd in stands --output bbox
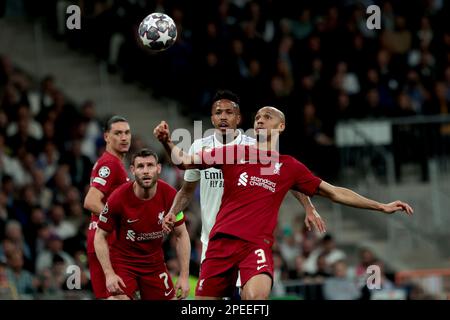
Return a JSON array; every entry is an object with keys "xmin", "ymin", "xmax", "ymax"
[
  {"xmin": 3, "ymin": 0, "xmax": 450, "ymax": 179},
  {"xmin": 0, "ymin": 54, "xmax": 438, "ymax": 299},
  {"xmin": 18, "ymin": 0, "xmax": 449, "ymax": 179},
  {"xmin": 1, "ymin": 0, "xmax": 449, "ymax": 299}
]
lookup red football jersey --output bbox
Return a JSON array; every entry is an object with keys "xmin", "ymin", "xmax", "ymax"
[
  {"xmin": 87, "ymin": 151, "xmax": 129, "ymax": 253},
  {"xmin": 200, "ymin": 145, "xmax": 322, "ymax": 247},
  {"xmin": 97, "ymin": 180, "xmax": 184, "ymax": 272}
]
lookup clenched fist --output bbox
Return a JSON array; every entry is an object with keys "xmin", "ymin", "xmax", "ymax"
[{"xmin": 153, "ymin": 121, "xmax": 171, "ymax": 143}]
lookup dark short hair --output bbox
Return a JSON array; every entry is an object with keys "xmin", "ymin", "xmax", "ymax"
[
  {"xmin": 131, "ymin": 148, "xmax": 159, "ymax": 165},
  {"xmin": 104, "ymin": 115, "xmax": 128, "ymax": 132},
  {"xmin": 212, "ymin": 90, "xmax": 240, "ymax": 108}
]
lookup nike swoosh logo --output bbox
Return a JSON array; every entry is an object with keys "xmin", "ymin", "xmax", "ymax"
[
  {"xmin": 257, "ymin": 264, "xmax": 268, "ymax": 271},
  {"xmin": 164, "ymin": 289, "xmax": 173, "ymax": 297},
  {"xmin": 240, "ymin": 159, "xmax": 249, "ymax": 164},
  {"xmin": 127, "ymin": 219, "xmax": 139, "ymax": 223}
]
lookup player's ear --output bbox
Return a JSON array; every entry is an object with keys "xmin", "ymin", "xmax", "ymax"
[
  {"xmin": 210, "ymin": 115, "xmax": 215, "ymax": 126},
  {"xmin": 104, "ymin": 132, "xmax": 109, "ymax": 143},
  {"xmin": 236, "ymin": 113, "xmax": 242, "ymax": 126},
  {"xmin": 130, "ymin": 164, "xmax": 135, "ymax": 175},
  {"xmin": 279, "ymin": 122, "xmax": 285, "ymax": 133},
  {"xmin": 157, "ymin": 163, "xmax": 162, "ymax": 175}
]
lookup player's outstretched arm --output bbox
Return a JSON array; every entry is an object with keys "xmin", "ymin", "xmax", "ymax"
[
  {"xmin": 169, "ymin": 181, "xmax": 198, "ymax": 221},
  {"xmin": 290, "ymin": 190, "xmax": 326, "ymax": 233},
  {"xmin": 162, "ymin": 182, "xmax": 197, "ymax": 234},
  {"xmin": 94, "ymin": 228, "xmax": 126, "ymax": 295},
  {"xmin": 153, "ymin": 121, "xmax": 202, "ymax": 170},
  {"xmin": 83, "ymin": 187, "xmax": 105, "ymax": 216},
  {"xmin": 173, "ymin": 222, "xmax": 191, "ymax": 299},
  {"xmin": 317, "ymin": 181, "xmax": 414, "ymax": 215}
]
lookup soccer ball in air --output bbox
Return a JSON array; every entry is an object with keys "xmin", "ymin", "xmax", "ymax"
[{"xmin": 138, "ymin": 13, "xmax": 177, "ymax": 51}]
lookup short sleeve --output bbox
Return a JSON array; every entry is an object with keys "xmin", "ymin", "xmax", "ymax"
[
  {"xmin": 97, "ymin": 191, "xmax": 120, "ymax": 233},
  {"xmin": 90, "ymin": 160, "xmax": 121, "ymax": 194},
  {"xmin": 291, "ymin": 159, "xmax": 322, "ymax": 196}
]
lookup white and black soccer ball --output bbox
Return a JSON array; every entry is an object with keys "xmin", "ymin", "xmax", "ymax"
[{"xmin": 138, "ymin": 13, "xmax": 177, "ymax": 51}]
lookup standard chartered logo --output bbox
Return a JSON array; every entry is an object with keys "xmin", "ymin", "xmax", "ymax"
[
  {"xmin": 125, "ymin": 229, "xmax": 164, "ymax": 242},
  {"xmin": 237, "ymin": 172, "xmax": 248, "ymax": 186},
  {"xmin": 237, "ymin": 173, "xmax": 277, "ymax": 192},
  {"xmin": 126, "ymin": 229, "xmax": 136, "ymax": 242}
]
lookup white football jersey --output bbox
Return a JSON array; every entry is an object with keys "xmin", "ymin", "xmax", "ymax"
[{"xmin": 184, "ymin": 130, "xmax": 255, "ymax": 262}]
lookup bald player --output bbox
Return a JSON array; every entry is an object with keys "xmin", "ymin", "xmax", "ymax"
[{"xmin": 154, "ymin": 106, "xmax": 413, "ymax": 300}]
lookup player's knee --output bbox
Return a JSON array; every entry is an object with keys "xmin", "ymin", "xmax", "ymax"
[
  {"xmin": 241, "ymin": 288, "xmax": 270, "ymax": 300},
  {"xmin": 241, "ymin": 274, "xmax": 272, "ymax": 300},
  {"xmin": 107, "ymin": 294, "xmax": 130, "ymax": 300}
]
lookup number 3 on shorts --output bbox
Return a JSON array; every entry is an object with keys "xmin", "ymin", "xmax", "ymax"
[
  {"xmin": 159, "ymin": 272, "xmax": 170, "ymax": 289},
  {"xmin": 254, "ymin": 249, "xmax": 266, "ymax": 264}
]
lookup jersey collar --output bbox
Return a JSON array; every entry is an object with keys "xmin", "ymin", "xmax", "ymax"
[{"xmin": 213, "ymin": 130, "xmax": 243, "ymax": 147}]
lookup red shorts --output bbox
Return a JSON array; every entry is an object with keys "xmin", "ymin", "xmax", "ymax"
[
  {"xmin": 195, "ymin": 235, "xmax": 273, "ymax": 298},
  {"xmin": 88, "ymin": 253, "xmax": 109, "ymax": 299},
  {"xmin": 109, "ymin": 263, "xmax": 175, "ymax": 300}
]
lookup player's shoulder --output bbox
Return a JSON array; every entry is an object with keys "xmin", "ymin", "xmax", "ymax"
[
  {"xmin": 97, "ymin": 151, "xmax": 113, "ymax": 162},
  {"xmin": 157, "ymin": 179, "xmax": 178, "ymax": 202},
  {"xmin": 108, "ymin": 181, "xmax": 133, "ymax": 201},
  {"xmin": 95, "ymin": 151, "xmax": 122, "ymax": 168},
  {"xmin": 280, "ymin": 153, "xmax": 296, "ymax": 161},
  {"xmin": 157, "ymin": 179, "xmax": 177, "ymax": 193},
  {"xmin": 279, "ymin": 154, "xmax": 310, "ymax": 171},
  {"xmin": 92, "ymin": 154, "xmax": 125, "ymax": 181},
  {"xmin": 114, "ymin": 180, "xmax": 133, "ymax": 193},
  {"xmin": 279, "ymin": 154, "xmax": 301, "ymax": 165}
]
